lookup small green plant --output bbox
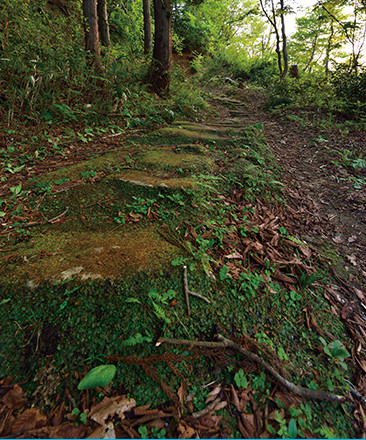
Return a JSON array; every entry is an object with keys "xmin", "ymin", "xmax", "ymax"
[
  {"xmin": 71, "ymin": 408, "xmax": 88, "ymax": 426},
  {"xmin": 238, "ymin": 271, "xmax": 264, "ymax": 298},
  {"xmin": 319, "ymin": 338, "xmax": 350, "ymax": 370},
  {"xmin": 297, "ymin": 271, "xmax": 319, "ymax": 289},
  {"xmin": 81, "ymin": 170, "xmax": 96, "ymax": 179},
  {"xmin": 234, "ymin": 369, "xmax": 248, "ymax": 388},
  {"xmin": 127, "ymin": 196, "xmax": 156, "ymax": 215},
  {"xmin": 268, "ymin": 412, "xmax": 298, "ymax": 439}
]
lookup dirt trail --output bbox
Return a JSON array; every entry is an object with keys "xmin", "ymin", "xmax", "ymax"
[{"xmin": 209, "ymin": 87, "xmax": 366, "ymax": 288}]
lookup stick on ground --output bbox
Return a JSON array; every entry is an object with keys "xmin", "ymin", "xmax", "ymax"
[{"xmin": 158, "ymin": 335, "xmax": 347, "ymax": 404}]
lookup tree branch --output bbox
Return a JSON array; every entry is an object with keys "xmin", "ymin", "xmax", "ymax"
[{"xmin": 158, "ymin": 335, "xmax": 347, "ymax": 404}]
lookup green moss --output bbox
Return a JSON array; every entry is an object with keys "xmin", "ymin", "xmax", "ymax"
[
  {"xmin": 139, "ymin": 146, "xmax": 215, "ymax": 172},
  {"xmin": 107, "ymin": 170, "xmax": 198, "ymax": 189},
  {"xmin": 157, "ymin": 126, "xmax": 225, "ymax": 141},
  {"xmin": 28, "ymin": 150, "xmax": 131, "ymax": 185},
  {"xmin": 3, "ymin": 225, "xmax": 182, "ymax": 285}
]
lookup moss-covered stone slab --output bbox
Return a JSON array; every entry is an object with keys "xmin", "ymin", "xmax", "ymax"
[
  {"xmin": 138, "ymin": 146, "xmax": 215, "ymax": 172},
  {"xmin": 156, "ymin": 126, "xmax": 225, "ymax": 141},
  {"xmin": 3, "ymin": 225, "xmax": 181, "ymax": 286},
  {"xmin": 109, "ymin": 170, "xmax": 197, "ymax": 189}
]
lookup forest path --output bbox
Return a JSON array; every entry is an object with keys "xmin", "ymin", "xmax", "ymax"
[
  {"xmin": 2, "ymin": 84, "xmax": 366, "ymax": 438},
  {"xmin": 206, "ymin": 86, "xmax": 366, "ymax": 289}
]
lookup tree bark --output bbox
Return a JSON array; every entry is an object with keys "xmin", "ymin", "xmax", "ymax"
[
  {"xmin": 97, "ymin": 0, "xmax": 110, "ymax": 47},
  {"xmin": 280, "ymin": 0, "xmax": 288, "ymax": 80},
  {"xmin": 259, "ymin": 0, "xmax": 282, "ymax": 76},
  {"xmin": 143, "ymin": 0, "xmax": 152, "ymax": 54},
  {"xmin": 325, "ymin": 21, "xmax": 334, "ymax": 76},
  {"xmin": 150, "ymin": 0, "xmax": 172, "ymax": 96},
  {"xmin": 82, "ymin": 0, "xmax": 101, "ymax": 58},
  {"xmin": 303, "ymin": 34, "xmax": 318, "ymax": 72}
]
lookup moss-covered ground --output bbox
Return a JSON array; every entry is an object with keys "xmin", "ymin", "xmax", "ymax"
[{"xmin": 0, "ymin": 115, "xmax": 356, "ymax": 437}]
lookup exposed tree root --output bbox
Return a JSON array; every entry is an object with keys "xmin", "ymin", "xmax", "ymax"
[{"xmin": 158, "ymin": 335, "xmax": 347, "ymax": 404}]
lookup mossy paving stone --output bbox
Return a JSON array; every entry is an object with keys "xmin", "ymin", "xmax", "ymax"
[{"xmin": 2, "ymin": 225, "xmax": 181, "ymax": 286}]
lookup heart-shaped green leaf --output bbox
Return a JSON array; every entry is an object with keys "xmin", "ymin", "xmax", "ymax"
[{"xmin": 78, "ymin": 364, "xmax": 116, "ymax": 390}]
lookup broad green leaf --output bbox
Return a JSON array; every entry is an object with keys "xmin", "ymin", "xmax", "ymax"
[
  {"xmin": 78, "ymin": 364, "xmax": 116, "ymax": 390},
  {"xmin": 288, "ymin": 418, "xmax": 297, "ymax": 439}
]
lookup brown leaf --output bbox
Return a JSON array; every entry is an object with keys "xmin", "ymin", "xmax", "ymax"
[
  {"xmin": 205, "ymin": 386, "xmax": 221, "ymax": 403},
  {"xmin": 354, "ymin": 288, "xmax": 365, "ymax": 301},
  {"xmin": 177, "ymin": 421, "xmax": 196, "ymax": 439},
  {"xmin": 272, "ymin": 269, "xmax": 296, "ymax": 284},
  {"xmin": 50, "ymin": 422, "xmax": 88, "ymax": 439},
  {"xmin": 178, "ymin": 382, "xmax": 186, "ymax": 412},
  {"xmin": 11, "ymin": 408, "xmax": 47, "ymax": 436},
  {"xmin": 224, "ymin": 252, "xmax": 242, "ymax": 259},
  {"xmin": 90, "ymin": 396, "xmax": 136, "ymax": 426},
  {"xmin": 346, "ymin": 254, "xmax": 358, "ymax": 266},
  {"xmin": 299, "ymin": 245, "xmax": 312, "ymax": 258},
  {"xmin": 134, "ymin": 404, "xmax": 156, "ymax": 416},
  {"xmin": 87, "ymin": 422, "xmax": 116, "ymax": 439},
  {"xmin": 356, "ymin": 357, "xmax": 366, "ymax": 374},
  {"xmin": 3, "ymin": 385, "xmax": 27, "ymax": 410},
  {"xmin": 230, "ymin": 385, "xmax": 241, "ymax": 411},
  {"xmin": 240, "ymin": 413, "xmax": 256, "ymax": 438},
  {"xmin": 332, "ymin": 234, "xmax": 344, "ymax": 244},
  {"xmin": 272, "ymin": 391, "xmax": 302, "ymax": 408}
]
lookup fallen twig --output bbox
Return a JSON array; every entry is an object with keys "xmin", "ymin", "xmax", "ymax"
[
  {"xmin": 189, "ymin": 290, "xmax": 211, "ymax": 304},
  {"xmin": 42, "ymin": 207, "xmax": 69, "ymax": 224},
  {"xmin": 183, "ymin": 266, "xmax": 211, "ymax": 315},
  {"xmin": 183, "ymin": 266, "xmax": 190, "ymax": 317},
  {"xmin": 158, "ymin": 335, "xmax": 346, "ymax": 404},
  {"xmin": 191, "ymin": 397, "xmax": 222, "ymax": 419}
]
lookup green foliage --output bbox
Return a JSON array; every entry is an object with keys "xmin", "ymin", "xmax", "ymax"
[
  {"xmin": 319, "ymin": 337, "xmax": 350, "ymax": 370},
  {"xmin": 78, "ymin": 364, "xmax": 116, "ymax": 390},
  {"xmin": 234, "ymin": 369, "xmax": 248, "ymax": 388}
]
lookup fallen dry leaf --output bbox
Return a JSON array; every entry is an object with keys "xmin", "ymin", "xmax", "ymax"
[
  {"xmin": 354, "ymin": 288, "xmax": 365, "ymax": 301},
  {"xmin": 87, "ymin": 422, "xmax": 116, "ymax": 439},
  {"xmin": 178, "ymin": 382, "xmax": 186, "ymax": 413},
  {"xmin": 11, "ymin": 408, "xmax": 47, "ymax": 436},
  {"xmin": 177, "ymin": 421, "xmax": 196, "ymax": 439},
  {"xmin": 3, "ymin": 385, "xmax": 27, "ymax": 410},
  {"xmin": 332, "ymin": 235, "xmax": 344, "ymax": 244},
  {"xmin": 224, "ymin": 252, "xmax": 242, "ymax": 259},
  {"xmin": 90, "ymin": 396, "xmax": 136, "ymax": 426},
  {"xmin": 205, "ymin": 386, "xmax": 221, "ymax": 403},
  {"xmin": 347, "ymin": 254, "xmax": 358, "ymax": 266}
]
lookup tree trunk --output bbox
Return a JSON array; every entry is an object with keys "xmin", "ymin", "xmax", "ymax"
[
  {"xmin": 82, "ymin": 0, "xmax": 101, "ymax": 58},
  {"xmin": 260, "ymin": 0, "xmax": 282, "ymax": 76},
  {"xmin": 325, "ymin": 21, "xmax": 334, "ymax": 76},
  {"xmin": 303, "ymin": 34, "xmax": 318, "ymax": 72},
  {"xmin": 150, "ymin": 0, "xmax": 172, "ymax": 96},
  {"xmin": 280, "ymin": 0, "xmax": 288, "ymax": 80},
  {"xmin": 143, "ymin": 0, "xmax": 152, "ymax": 54},
  {"xmin": 97, "ymin": 0, "xmax": 110, "ymax": 47}
]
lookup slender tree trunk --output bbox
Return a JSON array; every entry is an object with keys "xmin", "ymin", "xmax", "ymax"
[
  {"xmin": 325, "ymin": 21, "xmax": 334, "ymax": 76},
  {"xmin": 270, "ymin": 0, "xmax": 282, "ymax": 75},
  {"xmin": 280, "ymin": 0, "xmax": 288, "ymax": 80},
  {"xmin": 303, "ymin": 34, "xmax": 318, "ymax": 72},
  {"xmin": 143, "ymin": 0, "xmax": 152, "ymax": 54},
  {"xmin": 259, "ymin": 0, "xmax": 282, "ymax": 76},
  {"xmin": 97, "ymin": 0, "xmax": 110, "ymax": 47},
  {"xmin": 150, "ymin": 0, "xmax": 172, "ymax": 96},
  {"xmin": 82, "ymin": 0, "xmax": 101, "ymax": 59}
]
